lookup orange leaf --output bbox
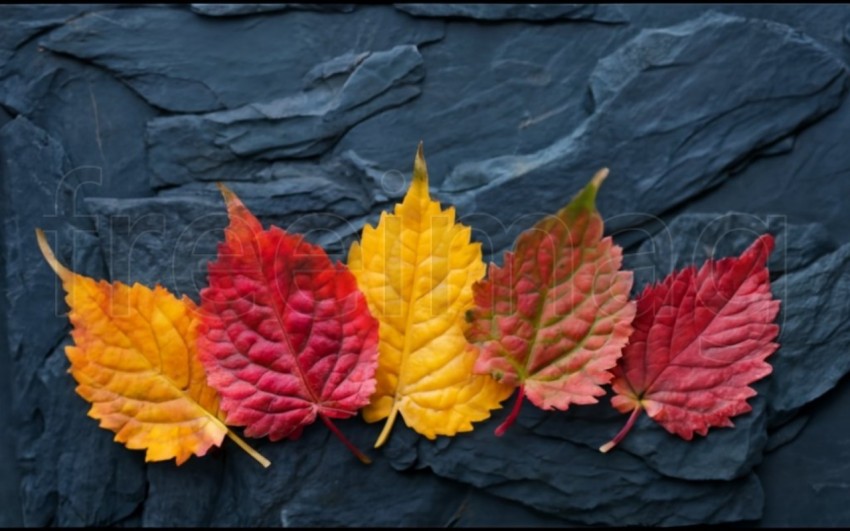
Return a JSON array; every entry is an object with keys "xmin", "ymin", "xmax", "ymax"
[{"xmin": 35, "ymin": 229, "xmax": 269, "ymax": 467}]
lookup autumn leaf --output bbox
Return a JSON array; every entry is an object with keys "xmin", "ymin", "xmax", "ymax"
[
  {"xmin": 35, "ymin": 229, "xmax": 269, "ymax": 468},
  {"xmin": 466, "ymin": 169, "xmax": 635, "ymax": 435},
  {"xmin": 600, "ymin": 234, "xmax": 780, "ymax": 453},
  {"xmin": 198, "ymin": 184, "xmax": 378, "ymax": 463},
  {"xmin": 348, "ymin": 144, "xmax": 512, "ymax": 448}
]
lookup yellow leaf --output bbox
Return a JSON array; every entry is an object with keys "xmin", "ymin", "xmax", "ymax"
[
  {"xmin": 348, "ymin": 144, "xmax": 512, "ymax": 447},
  {"xmin": 36, "ymin": 229, "xmax": 269, "ymax": 467}
]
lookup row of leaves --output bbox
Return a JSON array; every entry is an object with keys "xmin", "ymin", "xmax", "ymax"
[{"xmin": 36, "ymin": 145, "xmax": 781, "ymax": 468}]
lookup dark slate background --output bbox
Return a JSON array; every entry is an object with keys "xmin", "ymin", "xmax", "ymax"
[{"xmin": 3, "ymin": 4, "xmax": 850, "ymax": 526}]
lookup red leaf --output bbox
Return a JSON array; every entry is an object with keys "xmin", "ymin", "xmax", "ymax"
[
  {"xmin": 198, "ymin": 184, "xmax": 379, "ymax": 463},
  {"xmin": 466, "ymin": 170, "xmax": 635, "ymax": 435},
  {"xmin": 600, "ymin": 234, "xmax": 780, "ymax": 453}
]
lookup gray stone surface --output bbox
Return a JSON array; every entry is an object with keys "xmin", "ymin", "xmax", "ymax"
[
  {"xmin": 764, "ymin": 414, "xmax": 809, "ymax": 453},
  {"xmin": 529, "ymin": 391, "xmax": 769, "ymax": 482},
  {"xmin": 413, "ymin": 425, "xmax": 764, "ymax": 526},
  {"xmin": 331, "ymin": 17, "xmax": 628, "ymax": 195},
  {"xmin": 681, "ymin": 92, "xmax": 850, "ymax": 245},
  {"xmin": 0, "ymin": 38, "xmax": 159, "ymax": 199},
  {"xmin": 146, "ymin": 45, "xmax": 425, "ymax": 185},
  {"xmin": 190, "ymin": 4, "xmax": 355, "ymax": 17},
  {"xmin": 0, "ymin": 110, "xmax": 19, "ymax": 529},
  {"xmin": 4, "ymin": 4, "xmax": 850, "ymax": 527},
  {"xmin": 1, "ymin": 117, "xmax": 95, "ymax": 378},
  {"xmin": 0, "ymin": 5, "xmax": 106, "ymax": 70},
  {"xmin": 769, "ymin": 244, "xmax": 850, "ymax": 419},
  {"xmin": 89, "ymin": 153, "xmax": 402, "ymax": 297},
  {"xmin": 41, "ymin": 6, "xmax": 444, "ymax": 113},
  {"xmin": 441, "ymin": 12, "xmax": 848, "ymax": 256},
  {"xmin": 375, "ymin": 407, "xmax": 765, "ymax": 525},
  {"xmin": 623, "ymin": 212, "xmax": 837, "ymax": 293},
  {"xmin": 757, "ymin": 377, "xmax": 850, "ymax": 526},
  {"xmin": 394, "ymin": 3, "xmax": 627, "ymax": 23},
  {"xmin": 1, "ymin": 117, "xmax": 146, "ymax": 526}
]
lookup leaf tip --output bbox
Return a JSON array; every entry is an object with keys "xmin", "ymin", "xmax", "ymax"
[
  {"xmin": 214, "ymin": 181, "xmax": 264, "ymax": 233},
  {"xmin": 561, "ymin": 167, "xmax": 608, "ymax": 218},
  {"xmin": 599, "ymin": 441, "xmax": 615, "ymax": 453},
  {"xmin": 591, "ymin": 167, "xmax": 609, "ymax": 188},
  {"xmin": 412, "ymin": 142, "xmax": 429, "ymax": 188},
  {"xmin": 755, "ymin": 233, "xmax": 776, "ymax": 258},
  {"xmin": 215, "ymin": 182, "xmax": 238, "ymax": 205}
]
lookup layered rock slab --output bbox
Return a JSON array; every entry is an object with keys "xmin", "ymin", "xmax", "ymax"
[
  {"xmin": 146, "ymin": 45, "xmax": 425, "ymax": 186},
  {"xmin": 41, "ymin": 6, "xmax": 444, "ymax": 113},
  {"xmin": 441, "ymin": 12, "xmax": 848, "ymax": 257}
]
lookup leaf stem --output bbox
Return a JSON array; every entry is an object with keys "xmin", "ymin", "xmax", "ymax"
[
  {"xmin": 599, "ymin": 405, "xmax": 642, "ymax": 453},
  {"xmin": 495, "ymin": 385, "xmax": 525, "ymax": 437},
  {"xmin": 225, "ymin": 429, "xmax": 271, "ymax": 468},
  {"xmin": 321, "ymin": 415, "xmax": 371, "ymax": 464},
  {"xmin": 35, "ymin": 228, "xmax": 73, "ymax": 282},
  {"xmin": 374, "ymin": 402, "xmax": 399, "ymax": 449}
]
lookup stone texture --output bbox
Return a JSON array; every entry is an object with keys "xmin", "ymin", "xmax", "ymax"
[
  {"xmin": 402, "ymin": 414, "xmax": 764, "ymax": 526},
  {"xmin": 441, "ymin": 12, "xmax": 847, "ymax": 257},
  {"xmin": 146, "ymin": 45, "xmax": 425, "ymax": 186},
  {"xmin": 449, "ymin": 490, "xmax": 569, "ymax": 527},
  {"xmin": 190, "ymin": 4, "xmax": 355, "ymax": 17},
  {"xmin": 764, "ymin": 414, "xmax": 809, "ymax": 453},
  {"xmin": 527, "ymin": 391, "xmax": 769, "ymax": 482},
  {"xmin": 0, "ymin": 37, "xmax": 159, "ymax": 199},
  {"xmin": 41, "ymin": 6, "xmax": 444, "ymax": 113},
  {"xmin": 680, "ymin": 91, "xmax": 850, "ymax": 245},
  {"xmin": 0, "ymin": 105, "xmax": 10, "ymax": 127},
  {"xmin": 394, "ymin": 3, "xmax": 627, "ymax": 23},
  {"xmin": 757, "ymin": 378, "xmax": 850, "ymax": 527},
  {"xmin": 1, "ymin": 117, "xmax": 147, "ymax": 526},
  {"xmin": 769, "ymin": 244, "xmax": 850, "ymax": 419},
  {"xmin": 89, "ymin": 152, "xmax": 402, "ymax": 298},
  {"xmin": 5, "ymin": 4, "xmax": 850, "ymax": 527},
  {"xmin": 0, "ymin": 5, "xmax": 105, "ymax": 70},
  {"xmin": 1, "ymin": 117, "xmax": 97, "ymax": 378},
  {"xmin": 331, "ymin": 18, "xmax": 628, "ymax": 194},
  {"xmin": 620, "ymin": 4, "xmax": 850, "ymax": 60},
  {"xmin": 0, "ymin": 111, "xmax": 20, "ymax": 528},
  {"xmin": 623, "ymin": 212, "xmax": 837, "ymax": 293}
]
